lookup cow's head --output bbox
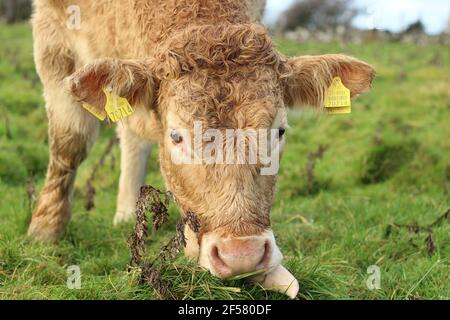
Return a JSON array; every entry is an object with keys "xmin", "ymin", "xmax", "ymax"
[{"xmin": 68, "ymin": 24, "xmax": 374, "ymax": 281}]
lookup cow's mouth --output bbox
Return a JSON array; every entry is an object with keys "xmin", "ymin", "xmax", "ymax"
[
  {"xmin": 189, "ymin": 229, "xmax": 299, "ymax": 299},
  {"xmin": 182, "ymin": 218, "xmax": 299, "ymax": 298}
]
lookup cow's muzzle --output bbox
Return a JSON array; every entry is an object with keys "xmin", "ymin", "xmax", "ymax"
[
  {"xmin": 198, "ymin": 230, "xmax": 283, "ymax": 279},
  {"xmin": 193, "ymin": 229, "xmax": 299, "ymax": 299}
]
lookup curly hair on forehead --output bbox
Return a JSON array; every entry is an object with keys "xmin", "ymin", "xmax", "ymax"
[
  {"xmin": 152, "ymin": 23, "xmax": 291, "ymax": 80},
  {"xmin": 157, "ymin": 65, "xmax": 284, "ymax": 130}
]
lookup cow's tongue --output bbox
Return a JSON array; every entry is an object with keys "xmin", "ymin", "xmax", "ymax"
[{"xmin": 250, "ymin": 265, "xmax": 299, "ymax": 299}]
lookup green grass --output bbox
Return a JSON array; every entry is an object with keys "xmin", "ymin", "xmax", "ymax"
[{"xmin": 0, "ymin": 23, "xmax": 449, "ymax": 300}]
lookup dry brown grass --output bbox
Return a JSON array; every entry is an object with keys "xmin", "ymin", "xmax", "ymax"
[{"xmin": 128, "ymin": 185, "xmax": 201, "ymax": 299}]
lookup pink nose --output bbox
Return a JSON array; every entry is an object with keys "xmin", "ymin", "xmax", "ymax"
[{"xmin": 208, "ymin": 237, "xmax": 272, "ymax": 278}]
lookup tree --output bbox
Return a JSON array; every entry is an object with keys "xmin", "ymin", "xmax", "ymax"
[
  {"xmin": 403, "ymin": 20, "xmax": 425, "ymax": 34},
  {"xmin": 278, "ymin": 0, "xmax": 358, "ymax": 32}
]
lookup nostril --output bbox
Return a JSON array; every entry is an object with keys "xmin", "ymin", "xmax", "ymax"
[
  {"xmin": 209, "ymin": 245, "xmax": 231, "ymax": 276},
  {"xmin": 210, "ymin": 245, "xmax": 220, "ymax": 263},
  {"xmin": 258, "ymin": 240, "xmax": 272, "ymax": 269}
]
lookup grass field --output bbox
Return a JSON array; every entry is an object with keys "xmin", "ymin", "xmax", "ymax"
[{"xmin": 0, "ymin": 23, "xmax": 449, "ymax": 300}]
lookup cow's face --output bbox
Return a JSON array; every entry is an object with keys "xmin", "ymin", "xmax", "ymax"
[
  {"xmin": 157, "ymin": 67, "xmax": 287, "ymax": 278},
  {"xmin": 68, "ymin": 24, "xmax": 374, "ymax": 279},
  {"xmin": 151, "ymin": 25, "xmax": 296, "ymax": 277}
]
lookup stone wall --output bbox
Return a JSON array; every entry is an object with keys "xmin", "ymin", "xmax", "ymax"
[{"xmin": 284, "ymin": 26, "xmax": 449, "ymax": 45}]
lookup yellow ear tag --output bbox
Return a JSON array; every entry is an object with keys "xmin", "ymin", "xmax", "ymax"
[
  {"xmin": 324, "ymin": 77, "xmax": 351, "ymax": 114},
  {"xmin": 82, "ymin": 103, "xmax": 107, "ymax": 121},
  {"xmin": 103, "ymin": 88, "xmax": 134, "ymax": 123}
]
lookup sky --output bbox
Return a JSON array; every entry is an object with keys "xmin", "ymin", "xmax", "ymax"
[{"xmin": 264, "ymin": 0, "xmax": 450, "ymax": 34}]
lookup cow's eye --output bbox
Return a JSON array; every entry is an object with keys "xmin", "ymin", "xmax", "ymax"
[
  {"xmin": 170, "ymin": 131, "xmax": 183, "ymax": 144},
  {"xmin": 278, "ymin": 128, "xmax": 286, "ymax": 138}
]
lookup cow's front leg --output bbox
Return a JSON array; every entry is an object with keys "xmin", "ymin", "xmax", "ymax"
[
  {"xmin": 28, "ymin": 91, "xmax": 99, "ymax": 241},
  {"xmin": 114, "ymin": 126, "xmax": 152, "ymax": 225}
]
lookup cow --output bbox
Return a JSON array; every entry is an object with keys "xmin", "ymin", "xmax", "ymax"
[{"xmin": 28, "ymin": 0, "xmax": 374, "ymax": 298}]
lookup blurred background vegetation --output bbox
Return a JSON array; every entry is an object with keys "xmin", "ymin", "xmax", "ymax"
[
  {"xmin": 277, "ymin": 0, "xmax": 359, "ymax": 32},
  {"xmin": 0, "ymin": 0, "xmax": 449, "ymax": 300},
  {"xmin": 0, "ymin": 0, "xmax": 32, "ymax": 23}
]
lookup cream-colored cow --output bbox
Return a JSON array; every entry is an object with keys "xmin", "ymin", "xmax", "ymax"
[{"xmin": 29, "ymin": 0, "xmax": 374, "ymax": 298}]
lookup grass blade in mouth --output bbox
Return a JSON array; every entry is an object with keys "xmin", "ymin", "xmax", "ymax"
[{"xmin": 228, "ymin": 268, "xmax": 268, "ymax": 281}]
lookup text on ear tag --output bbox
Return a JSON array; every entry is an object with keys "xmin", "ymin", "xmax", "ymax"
[
  {"xmin": 324, "ymin": 77, "xmax": 351, "ymax": 114},
  {"xmin": 103, "ymin": 88, "xmax": 135, "ymax": 122}
]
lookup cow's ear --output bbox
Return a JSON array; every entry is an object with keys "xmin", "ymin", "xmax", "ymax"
[
  {"xmin": 283, "ymin": 54, "xmax": 375, "ymax": 109},
  {"xmin": 66, "ymin": 58, "xmax": 158, "ymax": 113}
]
